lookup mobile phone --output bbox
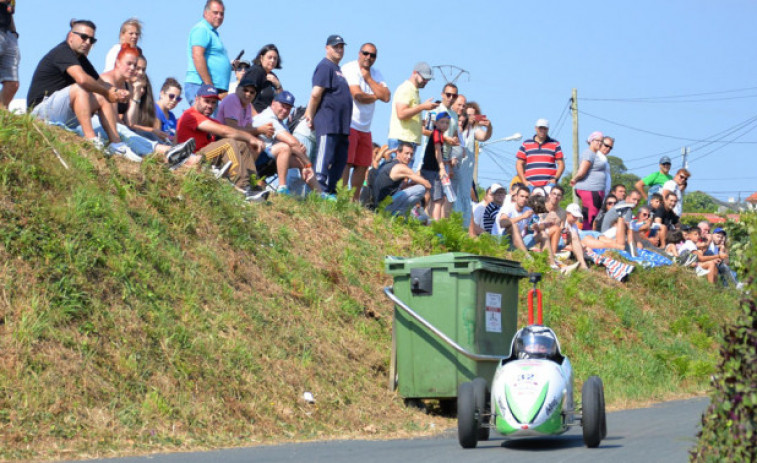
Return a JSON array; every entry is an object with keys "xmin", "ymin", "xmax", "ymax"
[{"xmin": 473, "ymin": 114, "xmax": 487, "ymax": 122}]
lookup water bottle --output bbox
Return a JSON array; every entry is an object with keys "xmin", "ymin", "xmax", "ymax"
[{"xmin": 442, "ymin": 175, "xmax": 457, "ymax": 203}]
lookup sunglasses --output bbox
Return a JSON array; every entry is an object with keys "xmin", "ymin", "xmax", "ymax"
[
  {"xmin": 166, "ymin": 93, "xmax": 183, "ymax": 102},
  {"xmin": 72, "ymin": 31, "xmax": 97, "ymax": 44},
  {"xmin": 603, "ymin": 143, "xmax": 614, "ymax": 150},
  {"xmin": 360, "ymin": 50, "xmax": 377, "ymax": 58},
  {"xmin": 606, "ymin": 201, "xmax": 617, "ymax": 206},
  {"xmin": 445, "ymin": 92, "xmax": 458, "ymax": 99}
]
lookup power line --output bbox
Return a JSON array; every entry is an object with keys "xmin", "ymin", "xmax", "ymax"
[
  {"xmin": 581, "ymin": 94, "xmax": 757, "ymax": 104},
  {"xmin": 582, "ymin": 86, "xmax": 757, "ymax": 102},
  {"xmin": 578, "ymin": 109, "xmax": 757, "ymax": 144}
]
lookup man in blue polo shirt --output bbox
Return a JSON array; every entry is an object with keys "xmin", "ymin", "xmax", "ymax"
[
  {"xmin": 304, "ymin": 34, "xmax": 353, "ymax": 196},
  {"xmin": 184, "ymin": 0, "xmax": 232, "ymax": 105}
]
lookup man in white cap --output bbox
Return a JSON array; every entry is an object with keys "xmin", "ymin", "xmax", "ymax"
[
  {"xmin": 515, "ymin": 118, "xmax": 565, "ymax": 189},
  {"xmin": 386, "ymin": 61, "xmax": 439, "ymax": 152}
]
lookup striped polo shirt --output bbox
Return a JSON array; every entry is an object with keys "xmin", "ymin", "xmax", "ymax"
[{"xmin": 516, "ymin": 136, "xmax": 564, "ymax": 187}]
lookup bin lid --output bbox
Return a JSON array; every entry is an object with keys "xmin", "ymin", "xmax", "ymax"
[{"xmin": 385, "ymin": 252, "xmax": 528, "ymax": 277}]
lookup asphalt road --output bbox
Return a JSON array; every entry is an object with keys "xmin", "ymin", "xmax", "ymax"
[{"xmin": 66, "ymin": 397, "xmax": 707, "ymax": 463}]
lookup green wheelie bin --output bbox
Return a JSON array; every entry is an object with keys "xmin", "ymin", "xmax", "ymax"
[{"xmin": 385, "ymin": 252, "xmax": 527, "ymax": 402}]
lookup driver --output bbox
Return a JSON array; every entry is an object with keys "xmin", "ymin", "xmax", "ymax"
[{"xmin": 514, "ymin": 327, "xmax": 558, "ymax": 360}]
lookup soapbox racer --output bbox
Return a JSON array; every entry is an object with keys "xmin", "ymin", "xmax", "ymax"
[{"xmin": 457, "ymin": 324, "xmax": 607, "ymax": 449}]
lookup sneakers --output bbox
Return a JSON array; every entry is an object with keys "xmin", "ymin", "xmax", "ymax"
[
  {"xmin": 560, "ymin": 262, "xmax": 581, "ymax": 276},
  {"xmin": 320, "ymin": 192, "xmax": 337, "ymax": 202},
  {"xmin": 276, "ymin": 185, "xmax": 291, "ymax": 196},
  {"xmin": 166, "ymin": 138, "xmax": 196, "ymax": 169},
  {"xmin": 107, "ymin": 142, "xmax": 142, "ymax": 162},
  {"xmin": 87, "ymin": 137, "xmax": 105, "ymax": 151},
  {"xmin": 245, "ymin": 187, "xmax": 270, "ymax": 203}
]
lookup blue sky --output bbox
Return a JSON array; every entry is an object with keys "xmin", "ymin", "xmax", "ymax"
[{"xmin": 13, "ymin": 0, "xmax": 757, "ymax": 201}]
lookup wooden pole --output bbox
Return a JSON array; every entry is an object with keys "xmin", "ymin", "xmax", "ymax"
[
  {"xmin": 473, "ymin": 140, "xmax": 479, "ymax": 184},
  {"xmin": 571, "ymin": 88, "xmax": 579, "ymax": 204}
]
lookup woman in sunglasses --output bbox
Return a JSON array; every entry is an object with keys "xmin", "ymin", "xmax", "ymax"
[
  {"xmin": 155, "ymin": 77, "xmax": 183, "ymax": 142},
  {"xmin": 592, "ymin": 194, "xmax": 617, "ymax": 232}
]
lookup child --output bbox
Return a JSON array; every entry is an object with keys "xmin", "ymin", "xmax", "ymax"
[
  {"xmin": 419, "ymin": 112, "xmax": 451, "ymax": 221},
  {"xmin": 649, "ymin": 192, "xmax": 663, "ymax": 216},
  {"xmin": 678, "ymin": 227, "xmax": 723, "ymax": 284}
]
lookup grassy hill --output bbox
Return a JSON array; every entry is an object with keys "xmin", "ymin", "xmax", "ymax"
[{"xmin": 0, "ymin": 111, "xmax": 742, "ymax": 462}]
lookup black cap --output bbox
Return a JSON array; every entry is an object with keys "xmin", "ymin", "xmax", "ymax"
[{"xmin": 326, "ymin": 34, "xmax": 346, "ymax": 47}]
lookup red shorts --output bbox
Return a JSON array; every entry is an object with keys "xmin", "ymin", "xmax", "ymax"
[{"xmin": 347, "ymin": 128, "xmax": 373, "ymax": 167}]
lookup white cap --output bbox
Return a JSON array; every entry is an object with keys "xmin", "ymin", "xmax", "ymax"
[
  {"xmin": 490, "ymin": 183, "xmax": 506, "ymax": 194},
  {"xmin": 535, "ymin": 118, "xmax": 549, "ymax": 128},
  {"xmin": 566, "ymin": 203, "xmax": 583, "ymax": 219}
]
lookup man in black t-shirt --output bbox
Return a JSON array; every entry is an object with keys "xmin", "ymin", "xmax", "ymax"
[
  {"xmin": 28, "ymin": 19, "xmax": 130, "ymax": 149},
  {"xmin": 653, "ymin": 191, "xmax": 680, "ymax": 248}
]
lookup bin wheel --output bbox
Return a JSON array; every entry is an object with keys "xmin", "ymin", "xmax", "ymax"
[
  {"xmin": 457, "ymin": 381, "xmax": 478, "ymax": 448},
  {"xmin": 472, "ymin": 377, "xmax": 490, "ymax": 441}
]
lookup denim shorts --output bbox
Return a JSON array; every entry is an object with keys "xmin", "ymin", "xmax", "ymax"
[
  {"xmin": 31, "ymin": 85, "xmax": 79, "ymax": 129},
  {"xmin": 0, "ymin": 30, "xmax": 20, "ymax": 82}
]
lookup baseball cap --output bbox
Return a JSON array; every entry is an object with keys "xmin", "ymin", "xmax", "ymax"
[
  {"xmin": 566, "ymin": 203, "xmax": 583, "ymax": 219},
  {"xmin": 274, "ymin": 90, "xmax": 295, "ymax": 106},
  {"xmin": 490, "ymin": 183, "xmax": 506, "ymax": 194},
  {"xmin": 713, "ymin": 227, "xmax": 726, "ymax": 235},
  {"xmin": 197, "ymin": 84, "xmax": 220, "ymax": 100},
  {"xmin": 413, "ymin": 62, "xmax": 434, "ymax": 80},
  {"xmin": 535, "ymin": 118, "xmax": 549, "ymax": 128},
  {"xmin": 435, "ymin": 111, "xmax": 450, "ymax": 121},
  {"xmin": 587, "ymin": 131, "xmax": 604, "ymax": 143},
  {"xmin": 659, "ymin": 156, "xmax": 672, "ymax": 164},
  {"xmin": 237, "ymin": 75, "xmax": 258, "ymax": 90},
  {"xmin": 326, "ymin": 34, "xmax": 346, "ymax": 47}
]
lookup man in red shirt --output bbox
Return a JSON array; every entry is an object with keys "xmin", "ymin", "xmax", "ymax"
[
  {"xmin": 176, "ymin": 84, "xmax": 267, "ymax": 201},
  {"xmin": 515, "ymin": 118, "xmax": 565, "ymax": 189}
]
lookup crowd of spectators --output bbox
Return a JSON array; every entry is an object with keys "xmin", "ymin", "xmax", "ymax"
[{"xmin": 6, "ymin": 1, "xmax": 740, "ymax": 287}]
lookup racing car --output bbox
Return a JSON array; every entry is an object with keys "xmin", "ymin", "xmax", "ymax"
[{"xmin": 457, "ymin": 324, "xmax": 607, "ymax": 449}]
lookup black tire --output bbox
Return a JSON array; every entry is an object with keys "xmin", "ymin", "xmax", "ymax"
[
  {"xmin": 457, "ymin": 382, "xmax": 478, "ymax": 448},
  {"xmin": 582, "ymin": 376, "xmax": 603, "ymax": 448},
  {"xmin": 472, "ymin": 377, "xmax": 490, "ymax": 441},
  {"xmin": 598, "ymin": 377, "xmax": 607, "ymax": 440}
]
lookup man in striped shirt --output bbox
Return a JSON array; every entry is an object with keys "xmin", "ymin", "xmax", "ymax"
[{"xmin": 515, "ymin": 118, "xmax": 565, "ymax": 189}]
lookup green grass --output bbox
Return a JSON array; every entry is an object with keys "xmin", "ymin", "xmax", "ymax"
[{"xmin": 0, "ymin": 110, "xmax": 744, "ymax": 461}]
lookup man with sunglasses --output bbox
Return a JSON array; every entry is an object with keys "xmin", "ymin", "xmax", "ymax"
[
  {"xmin": 634, "ymin": 155, "xmax": 674, "ymax": 201},
  {"xmin": 340, "ymin": 43, "xmax": 390, "ymax": 201},
  {"xmin": 661, "ymin": 168, "xmax": 690, "ymax": 216},
  {"xmin": 304, "ymin": 34, "xmax": 352, "ymax": 196},
  {"xmin": 516, "ymin": 118, "xmax": 565, "ymax": 189},
  {"xmin": 28, "ymin": 19, "xmax": 133, "ymax": 157}
]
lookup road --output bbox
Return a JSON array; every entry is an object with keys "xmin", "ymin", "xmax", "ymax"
[{"xmin": 65, "ymin": 397, "xmax": 707, "ymax": 463}]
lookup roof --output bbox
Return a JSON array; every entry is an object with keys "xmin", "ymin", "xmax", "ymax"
[
  {"xmin": 746, "ymin": 192, "xmax": 757, "ymax": 204},
  {"xmin": 681, "ymin": 213, "xmax": 741, "ymax": 223}
]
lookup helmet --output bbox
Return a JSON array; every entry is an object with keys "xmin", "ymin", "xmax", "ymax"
[{"xmin": 514, "ymin": 326, "xmax": 557, "ymax": 360}]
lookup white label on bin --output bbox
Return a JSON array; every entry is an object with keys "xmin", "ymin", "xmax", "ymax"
[{"xmin": 485, "ymin": 292, "xmax": 502, "ymax": 333}]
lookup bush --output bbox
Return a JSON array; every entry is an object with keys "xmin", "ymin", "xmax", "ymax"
[{"xmin": 691, "ymin": 212, "xmax": 757, "ymax": 462}]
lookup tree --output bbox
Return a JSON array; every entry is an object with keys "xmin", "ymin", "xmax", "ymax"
[{"xmin": 683, "ymin": 190, "xmax": 719, "ymax": 213}]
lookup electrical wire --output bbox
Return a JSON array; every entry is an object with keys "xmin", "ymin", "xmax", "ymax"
[
  {"xmin": 582, "ymin": 86, "xmax": 757, "ymax": 102},
  {"xmin": 578, "ymin": 109, "xmax": 757, "ymax": 144}
]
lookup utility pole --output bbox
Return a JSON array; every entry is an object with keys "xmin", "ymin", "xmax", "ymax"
[
  {"xmin": 571, "ymin": 88, "xmax": 579, "ymax": 203},
  {"xmin": 473, "ymin": 140, "xmax": 479, "ymax": 184},
  {"xmin": 681, "ymin": 146, "xmax": 689, "ymax": 169}
]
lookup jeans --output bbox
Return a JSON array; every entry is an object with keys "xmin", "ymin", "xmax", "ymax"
[{"xmin": 385, "ymin": 184, "xmax": 426, "ymax": 216}]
